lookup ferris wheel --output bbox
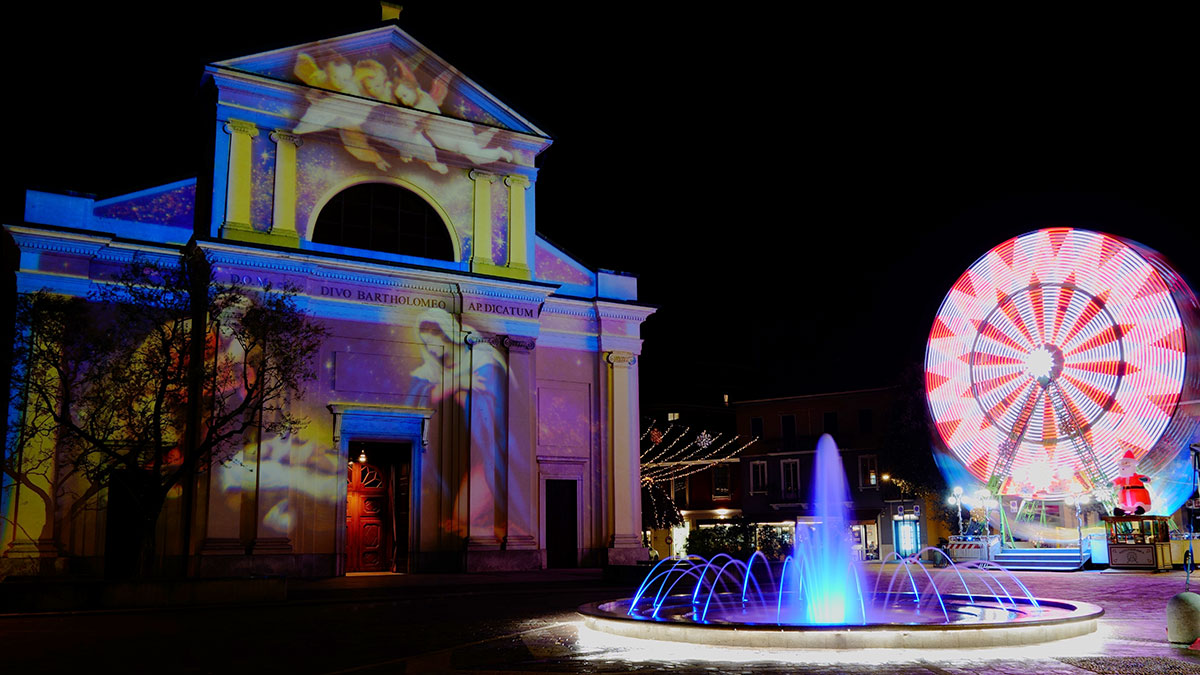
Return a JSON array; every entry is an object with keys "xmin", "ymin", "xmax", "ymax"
[{"xmin": 925, "ymin": 228, "xmax": 1200, "ymax": 509}]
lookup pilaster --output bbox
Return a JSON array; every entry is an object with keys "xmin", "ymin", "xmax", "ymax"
[
  {"xmin": 2, "ymin": 350, "xmax": 61, "ymax": 566},
  {"xmin": 605, "ymin": 350, "xmax": 647, "ymax": 561},
  {"xmin": 464, "ymin": 331, "xmax": 505, "ymax": 550},
  {"xmin": 267, "ymin": 130, "xmax": 302, "ymax": 247},
  {"xmin": 469, "ymin": 170, "xmax": 501, "ymax": 276},
  {"xmin": 502, "ymin": 175, "xmax": 531, "ymax": 280},
  {"xmin": 218, "ymin": 119, "xmax": 259, "ymax": 242},
  {"xmin": 503, "ymin": 336, "xmax": 537, "ymax": 550}
]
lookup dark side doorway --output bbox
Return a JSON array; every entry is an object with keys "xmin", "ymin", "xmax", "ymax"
[{"xmin": 545, "ymin": 479, "xmax": 577, "ymax": 568}]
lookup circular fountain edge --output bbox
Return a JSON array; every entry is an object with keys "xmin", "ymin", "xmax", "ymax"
[{"xmin": 578, "ymin": 595, "xmax": 1104, "ymax": 650}]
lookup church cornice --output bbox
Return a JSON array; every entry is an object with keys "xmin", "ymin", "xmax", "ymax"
[
  {"xmin": 595, "ymin": 300, "xmax": 657, "ymax": 323},
  {"xmin": 457, "ymin": 279, "xmax": 554, "ymax": 306},
  {"xmin": 540, "ymin": 298, "xmax": 656, "ymax": 324},
  {"xmin": 541, "ymin": 298, "xmax": 599, "ymax": 320},
  {"xmin": 197, "ymin": 240, "xmax": 555, "ymax": 303},
  {"xmin": 6, "ymin": 225, "xmax": 182, "ymax": 266}
]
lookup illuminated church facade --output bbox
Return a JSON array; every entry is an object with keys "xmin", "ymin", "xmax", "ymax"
[{"xmin": 3, "ymin": 24, "xmax": 652, "ymax": 576}]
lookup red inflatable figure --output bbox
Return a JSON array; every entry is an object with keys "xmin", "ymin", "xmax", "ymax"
[{"xmin": 1112, "ymin": 449, "xmax": 1152, "ymax": 516}]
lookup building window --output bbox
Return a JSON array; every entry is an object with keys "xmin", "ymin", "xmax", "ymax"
[
  {"xmin": 667, "ymin": 412, "xmax": 680, "ymax": 422},
  {"xmin": 781, "ymin": 459, "xmax": 800, "ymax": 500},
  {"xmin": 781, "ymin": 414, "xmax": 796, "ymax": 448},
  {"xmin": 823, "ymin": 411, "xmax": 838, "ymax": 435},
  {"xmin": 750, "ymin": 416, "xmax": 763, "ymax": 438},
  {"xmin": 313, "ymin": 183, "xmax": 454, "ymax": 260},
  {"xmin": 672, "ymin": 476, "xmax": 688, "ymax": 506},
  {"xmin": 750, "ymin": 461, "xmax": 768, "ymax": 494},
  {"xmin": 859, "ymin": 455, "xmax": 878, "ymax": 489},
  {"xmin": 859, "ymin": 408, "xmax": 874, "ymax": 434},
  {"xmin": 712, "ymin": 464, "xmax": 731, "ymax": 499}
]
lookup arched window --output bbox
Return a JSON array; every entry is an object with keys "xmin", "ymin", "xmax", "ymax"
[{"xmin": 312, "ymin": 183, "xmax": 454, "ymax": 261}]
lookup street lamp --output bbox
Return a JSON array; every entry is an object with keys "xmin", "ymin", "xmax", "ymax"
[
  {"xmin": 947, "ymin": 486, "xmax": 965, "ymax": 536},
  {"xmin": 1065, "ymin": 493, "xmax": 1089, "ymax": 565}
]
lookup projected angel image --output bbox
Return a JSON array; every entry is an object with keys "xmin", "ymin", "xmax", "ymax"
[{"xmin": 291, "ymin": 50, "xmax": 512, "ymax": 174}]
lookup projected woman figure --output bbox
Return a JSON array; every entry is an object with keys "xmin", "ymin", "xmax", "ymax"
[{"xmin": 408, "ymin": 307, "xmax": 507, "ymax": 541}]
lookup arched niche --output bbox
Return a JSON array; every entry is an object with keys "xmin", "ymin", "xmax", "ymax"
[{"xmin": 308, "ymin": 179, "xmax": 461, "ymax": 262}]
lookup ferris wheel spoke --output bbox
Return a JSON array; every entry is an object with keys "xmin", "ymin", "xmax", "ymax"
[
  {"xmin": 976, "ymin": 319, "xmax": 1029, "ymax": 354},
  {"xmin": 985, "ymin": 378, "xmax": 1036, "ymax": 424},
  {"xmin": 1048, "ymin": 277, "xmax": 1078, "ymax": 345},
  {"xmin": 1066, "ymin": 322, "xmax": 1130, "ymax": 358},
  {"xmin": 1025, "ymin": 273, "xmax": 1046, "ymax": 340},
  {"xmin": 964, "ymin": 351, "xmax": 1023, "ymax": 367},
  {"xmin": 1060, "ymin": 372, "xmax": 1121, "ymax": 415},
  {"xmin": 1064, "ymin": 359, "xmax": 1133, "ymax": 378},
  {"xmin": 996, "ymin": 291, "xmax": 1038, "ymax": 348},
  {"xmin": 975, "ymin": 370, "xmax": 1026, "ymax": 397},
  {"xmin": 1060, "ymin": 290, "xmax": 1111, "ymax": 348}
]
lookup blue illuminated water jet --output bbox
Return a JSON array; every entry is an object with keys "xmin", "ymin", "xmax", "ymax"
[{"xmin": 790, "ymin": 433, "xmax": 861, "ymax": 624}]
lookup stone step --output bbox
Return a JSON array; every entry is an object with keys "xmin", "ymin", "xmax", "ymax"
[{"xmin": 992, "ymin": 548, "xmax": 1090, "ymax": 571}]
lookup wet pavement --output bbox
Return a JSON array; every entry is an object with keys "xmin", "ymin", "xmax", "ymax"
[{"xmin": 1, "ymin": 566, "xmax": 1198, "ymax": 673}]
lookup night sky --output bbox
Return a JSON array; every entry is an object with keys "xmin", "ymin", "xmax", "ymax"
[{"xmin": 8, "ymin": 4, "xmax": 1196, "ymax": 408}]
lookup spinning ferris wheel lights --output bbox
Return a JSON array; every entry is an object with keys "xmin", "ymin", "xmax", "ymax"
[{"xmin": 925, "ymin": 227, "xmax": 1200, "ymax": 511}]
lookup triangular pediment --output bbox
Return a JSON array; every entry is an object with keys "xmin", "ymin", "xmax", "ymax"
[{"xmin": 213, "ymin": 25, "xmax": 547, "ymax": 138}]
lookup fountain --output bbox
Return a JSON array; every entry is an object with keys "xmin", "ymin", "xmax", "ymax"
[{"xmin": 579, "ymin": 434, "xmax": 1103, "ymax": 649}]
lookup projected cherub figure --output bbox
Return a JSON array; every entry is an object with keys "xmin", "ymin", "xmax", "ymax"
[{"xmin": 291, "ymin": 51, "xmax": 512, "ymax": 175}]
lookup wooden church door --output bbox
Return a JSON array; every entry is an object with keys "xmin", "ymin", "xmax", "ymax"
[{"xmin": 346, "ymin": 458, "xmax": 391, "ymax": 572}]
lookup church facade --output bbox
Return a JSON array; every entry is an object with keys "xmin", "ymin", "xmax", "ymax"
[{"xmin": 2, "ymin": 24, "xmax": 652, "ymax": 576}]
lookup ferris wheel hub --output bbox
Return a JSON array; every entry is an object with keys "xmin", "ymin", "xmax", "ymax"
[{"xmin": 1026, "ymin": 344, "xmax": 1063, "ymax": 383}]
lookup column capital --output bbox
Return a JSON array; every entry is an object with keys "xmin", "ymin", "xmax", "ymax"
[
  {"xmin": 464, "ymin": 331, "xmax": 504, "ymax": 349},
  {"xmin": 469, "ymin": 169, "xmax": 499, "ymax": 183},
  {"xmin": 269, "ymin": 130, "xmax": 303, "ymax": 147},
  {"xmin": 503, "ymin": 174, "xmax": 530, "ymax": 190},
  {"xmin": 466, "ymin": 332, "xmax": 536, "ymax": 352},
  {"xmin": 223, "ymin": 119, "xmax": 259, "ymax": 138},
  {"xmin": 502, "ymin": 335, "xmax": 536, "ymax": 352},
  {"xmin": 605, "ymin": 351, "xmax": 637, "ymax": 367}
]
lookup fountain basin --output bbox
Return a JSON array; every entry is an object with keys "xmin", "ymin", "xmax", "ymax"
[{"xmin": 579, "ymin": 593, "xmax": 1103, "ymax": 649}]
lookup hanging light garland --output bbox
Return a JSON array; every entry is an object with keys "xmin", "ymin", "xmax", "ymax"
[{"xmin": 639, "ymin": 419, "xmax": 758, "ymax": 528}]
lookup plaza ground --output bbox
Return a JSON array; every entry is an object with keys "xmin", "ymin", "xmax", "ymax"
[{"xmin": 1, "ymin": 565, "xmax": 1197, "ymax": 674}]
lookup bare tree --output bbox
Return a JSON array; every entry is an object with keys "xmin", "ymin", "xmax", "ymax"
[{"xmin": 5, "ymin": 248, "xmax": 327, "ymax": 576}]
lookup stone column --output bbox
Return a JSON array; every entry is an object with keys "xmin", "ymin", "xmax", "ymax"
[
  {"xmin": 268, "ymin": 130, "xmax": 302, "ymax": 247},
  {"xmin": 605, "ymin": 351, "xmax": 646, "ymax": 563},
  {"xmin": 251, "ymin": 408, "xmax": 293, "ymax": 559},
  {"xmin": 469, "ymin": 171, "xmax": 498, "ymax": 273},
  {"xmin": 198, "ymin": 447, "xmax": 248, "ymax": 564},
  {"xmin": 503, "ymin": 175, "xmax": 531, "ymax": 279},
  {"xmin": 465, "ymin": 332, "xmax": 505, "ymax": 551},
  {"xmin": 198, "ymin": 332, "xmax": 250, "ymax": 569},
  {"xmin": 3, "ymin": 336, "xmax": 62, "ymax": 573},
  {"xmin": 3, "ymin": 431, "xmax": 60, "ymax": 564},
  {"xmin": 222, "ymin": 119, "xmax": 258, "ymax": 233},
  {"xmin": 503, "ymin": 336, "xmax": 537, "ymax": 552}
]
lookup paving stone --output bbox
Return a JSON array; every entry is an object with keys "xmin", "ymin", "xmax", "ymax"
[{"xmin": 1057, "ymin": 657, "xmax": 1200, "ymax": 674}]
